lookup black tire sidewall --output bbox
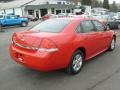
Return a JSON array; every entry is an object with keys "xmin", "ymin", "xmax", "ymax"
[
  {"xmin": 109, "ymin": 38, "xmax": 116, "ymax": 51},
  {"xmin": 66, "ymin": 50, "xmax": 84, "ymax": 74}
]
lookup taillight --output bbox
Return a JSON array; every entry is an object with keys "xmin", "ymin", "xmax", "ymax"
[
  {"xmin": 39, "ymin": 39, "xmax": 59, "ymax": 52},
  {"xmin": 40, "ymin": 39, "xmax": 56, "ymax": 49}
]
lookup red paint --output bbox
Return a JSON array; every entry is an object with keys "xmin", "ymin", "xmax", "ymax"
[{"xmin": 9, "ymin": 18, "xmax": 116, "ymax": 71}]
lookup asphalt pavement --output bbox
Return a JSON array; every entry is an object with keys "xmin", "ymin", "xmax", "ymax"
[{"xmin": 0, "ymin": 21, "xmax": 120, "ymax": 90}]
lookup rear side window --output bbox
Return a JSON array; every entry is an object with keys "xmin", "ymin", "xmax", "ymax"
[
  {"xmin": 76, "ymin": 25, "xmax": 82, "ymax": 33},
  {"xmin": 93, "ymin": 21, "xmax": 105, "ymax": 31},
  {"xmin": 31, "ymin": 19, "xmax": 71, "ymax": 33},
  {"xmin": 81, "ymin": 20, "xmax": 95, "ymax": 33}
]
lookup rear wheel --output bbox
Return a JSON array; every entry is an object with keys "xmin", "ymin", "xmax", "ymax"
[
  {"xmin": 21, "ymin": 22, "xmax": 28, "ymax": 27},
  {"xmin": 66, "ymin": 50, "xmax": 84, "ymax": 75},
  {"xmin": 108, "ymin": 38, "xmax": 116, "ymax": 51}
]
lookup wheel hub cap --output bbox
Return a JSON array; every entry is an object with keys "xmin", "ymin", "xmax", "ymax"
[{"xmin": 73, "ymin": 54, "xmax": 82, "ymax": 71}]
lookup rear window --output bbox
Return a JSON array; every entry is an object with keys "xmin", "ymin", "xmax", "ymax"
[{"xmin": 31, "ymin": 19, "xmax": 71, "ymax": 33}]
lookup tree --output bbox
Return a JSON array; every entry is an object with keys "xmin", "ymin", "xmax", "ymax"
[
  {"xmin": 99, "ymin": 0, "xmax": 103, "ymax": 7},
  {"xmin": 81, "ymin": 0, "xmax": 92, "ymax": 5},
  {"xmin": 103, "ymin": 0, "xmax": 110, "ymax": 9},
  {"xmin": 0, "ymin": 0, "xmax": 14, "ymax": 2},
  {"xmin": 92, "ymin": 0, "xmax": 103, "ymax": 8},
  {"xmin": 69, "ymin": 0, "xmax": 82, "ymax": 4},
  {"xmin": 110, "ymin": 1, "xmax": 118, "ymax": 12}
]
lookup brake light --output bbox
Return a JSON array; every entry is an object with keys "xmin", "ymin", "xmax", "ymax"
[
  {"xmin": 39, "ymin": 39, "xmax": 59, "ymax": 52},
  {"xmin": 40, "ymin": 39, "xmax": 56, "ymax": 49}
]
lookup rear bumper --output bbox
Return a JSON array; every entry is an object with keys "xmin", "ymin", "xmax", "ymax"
[{"xmin": 9, "ymin": 44, "xmax": 68, "ymax": 71}]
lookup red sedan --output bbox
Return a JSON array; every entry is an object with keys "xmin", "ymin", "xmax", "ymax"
[{"xmin": 10, "ymin": 18, "xmax": 116, "ymax": 74}]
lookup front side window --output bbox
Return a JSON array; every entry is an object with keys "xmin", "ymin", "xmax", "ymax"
[
  {"xmin": 10, "ymin": 16, "xmax": 16, "ymax": 19},
  {"xmin": 93, "ymin": 21, "xmax": 105, "ymax": 31},
  {"xmin": 30, "ymin": 19, "xmax": 71, "ymax": 33},
  {"xmin": 76, "ymin": 25, "xmax": 82, "ymax": 33},
  {"xmin": 81, "ymin": 20, "xmax": 95, "ymax": 33},
  {"xmin": 6, "ymin": 16, "xmax": 10, "ymax": 19}
]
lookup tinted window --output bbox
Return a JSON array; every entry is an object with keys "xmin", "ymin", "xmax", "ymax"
[
  {"xmin": 93, "ymin": 21, "xmax": 105, "ymax": 31},
  {"xmin": 10, "ymin": 16, "xmax": 16, "ymax": 19},
  {"xmin": 76, "ymin": 25, "xmax": 82, "ymax": 33},
  {"xmin": 81, "ymin": 21, "xmax": 95, "ymax": 33},
  {"xmin": 31, "ymin": 19, "xmax": 71, "ymax": 33},
  {"xmin": 6, "ymin": 16, "xmax": 10, "ymax": 19}
]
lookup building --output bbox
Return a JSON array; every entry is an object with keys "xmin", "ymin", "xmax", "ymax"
[
  {"xmin": 0, "ymin": 0, "xmax": 75, "ymax": 18},
  {"xmin": 25, "ymin": 0, "xmax": 75, "ymax": 18},
  {"xmin": 0, "ymin": 0, "xmax": 34, "ymax": 16}
]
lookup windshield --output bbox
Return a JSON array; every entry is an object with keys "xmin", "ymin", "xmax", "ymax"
[{"xmin": 30, "ymin": 19, "xmax": 71, "ymax": 33}]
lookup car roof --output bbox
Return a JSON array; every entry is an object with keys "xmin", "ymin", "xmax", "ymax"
[{"xmin": 53, "ymin": 17, "xmax": 96, "ymax": 22}]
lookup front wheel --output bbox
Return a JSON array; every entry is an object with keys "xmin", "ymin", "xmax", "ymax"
[
  {"xmin": 66, "ymin": 50, "xmax": 84, "ymax": 75},
  {"xmin": 108, "ymin": 38, "xmax": 116, "ymax": 51},
  {"xmin": 21, "ymin": 22, "xmax": 28, "ymax": 27}
]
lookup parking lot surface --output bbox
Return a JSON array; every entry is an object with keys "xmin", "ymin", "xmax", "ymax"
[{"xmin": 0, "ymin": 21, "xmax": 120, "ymax": 90}]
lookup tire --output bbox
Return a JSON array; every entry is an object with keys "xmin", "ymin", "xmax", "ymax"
[
  {"xmin": 108, "ymin": 37, "xmax": 116, "ymax": 51},
  {"xmin": 21, "ymin": 22, "xmax": 28, "ymax": 27},
  {"xmin": 66, "ymin": 50, "xmax": 84, "ymax": 75}
]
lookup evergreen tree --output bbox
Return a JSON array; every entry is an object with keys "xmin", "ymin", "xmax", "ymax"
[
  {"xmin": 103, "ymin": 0, "xmax": 110, "ymax": 9},
  {"xmin": 92, "ymin": 0, "xmax": 100, "ymax": 8},
  {"xmin": 81, "ymin": 0, "xmax": 92, "ymax": 5},
  {"xmin": 110, "ymin": 1, "xmax": 118, "ymax": 12},
  {"xmin": 99, "ymin": 0, "xmax": 103, "ymax": 7}
]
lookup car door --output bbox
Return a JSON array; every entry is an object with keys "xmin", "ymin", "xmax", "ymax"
[
  {"xmin": 78, "ymin": 20, "xmax": 102, "ymax": 59},
  {"xmin": 9, "ymin": 15, "xmax": 21, "ymax": 25},
  {"xmin": 5, "ymin": 15, "xmax": 20, "ymax": 26},
  {"xmin": 4, "ymin": 15, "xmax": 13, "ymax": 26},
  {"xmin": 92, "ymin": 20, "xmax": 111, "ymax": 51},
  {"xmin": 11, "ymin": 15, "xmax": 21, "ymax": 25}
]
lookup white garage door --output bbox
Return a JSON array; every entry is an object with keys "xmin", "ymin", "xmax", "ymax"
[{"xmin": 14, "ymin": 8, "xmax": 23, "ymax": 17}]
